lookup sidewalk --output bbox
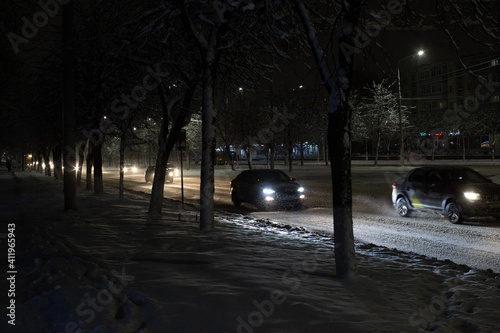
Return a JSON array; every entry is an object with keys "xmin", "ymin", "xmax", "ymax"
[{"xmin": 1, "ymin": 168, "xmax": 499, "ymax": 333}]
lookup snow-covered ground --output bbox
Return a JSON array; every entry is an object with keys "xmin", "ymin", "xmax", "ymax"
[{"xmin": 1, "ymin": 168, "xmax": 500, "ymax": 333}]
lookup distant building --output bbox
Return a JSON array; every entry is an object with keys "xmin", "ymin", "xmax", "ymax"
[{"xmin": 400, "ymin": 53, "xmax": 500, "ymax": 156}]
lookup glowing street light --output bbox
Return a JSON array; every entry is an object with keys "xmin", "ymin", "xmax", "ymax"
[{"xmin": 397, "ymin": 50, "xmax": 425, "ymax": 166}]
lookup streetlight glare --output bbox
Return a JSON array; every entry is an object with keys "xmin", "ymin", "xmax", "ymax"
[{"xmin": 418, "ymin": 50, "xmax": 425, "ymax": 56}]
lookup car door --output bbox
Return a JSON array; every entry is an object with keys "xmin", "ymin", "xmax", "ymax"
[
  {"xmin": 420, "ymin": 169, "xmax": 444, "ymax": 209},
  {"xmin": 234, "ymin": 173, "xmax": 255, "ymax": 202},
  {"xmin": 406, "ymin": 168, "xmax": 427, "ymax": 208}
]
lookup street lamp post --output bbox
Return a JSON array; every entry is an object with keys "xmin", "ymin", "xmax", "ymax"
[{"xmin": 397, "ymin": 50, "xmax": 424, "ymax": 166}]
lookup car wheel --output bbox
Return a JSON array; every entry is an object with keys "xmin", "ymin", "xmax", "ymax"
[
  {"xmin": 396, "ymin": 197, "xmax": 411, "ymax": 217},
  {"xmin": 445, "ymin": 202, "xmax": 462, "ymax": 224},
  {"xmin": 231, "ymin": 189, "xmax": 241, "ymax": 207}
]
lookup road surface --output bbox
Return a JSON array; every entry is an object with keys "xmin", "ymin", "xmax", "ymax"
[{"xmin": 101, "ymin": 162, "xmax": 500, "ymax": 272}]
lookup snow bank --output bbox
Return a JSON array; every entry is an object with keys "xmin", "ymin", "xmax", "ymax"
[{"xmin": 1, "ymin": 170, "xmax": 499, "ymax": 333}]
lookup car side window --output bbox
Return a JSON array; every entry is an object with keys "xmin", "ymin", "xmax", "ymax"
[
  {"xmin": 408, "ymin": 169, "xmax": 425, "ymax": 183},
  {"xmin": 237, "ymin": 172, "xmax": 254, "ymax": 183},
  {"xmin": 427, "ymin": 170, "xmax": 442, "ymax": 186}
]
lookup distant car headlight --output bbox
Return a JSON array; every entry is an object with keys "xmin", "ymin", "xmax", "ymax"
[
  {"xmin": 123, "ymin": 167, "xmax": 128, "ymax": 172},
  {"xmin": 464, "ymin": 192, "xmax": 480, "ymax": 200},
  {"xmin": 297, "ymin": 187, "xmax": 304, "ymax": 193},
  {"xmin": 132, "ymin": 166, "xmax": 137, "ymax": 172},
  {"xmin": 169, "ymin": 171, "xmax": 174, "ymax": 176},
  {"xmin": 174, "ymin": 169, "xmax": 179, "ymax": 176},
  {"xmin": 262, "ymin": 188, "xmax": 275, "ymax": 195}
]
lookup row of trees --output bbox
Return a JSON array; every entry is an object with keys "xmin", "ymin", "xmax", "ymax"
[{"xmin": 2, "ymin": 0, "xmax": 500, "ymax": 279}]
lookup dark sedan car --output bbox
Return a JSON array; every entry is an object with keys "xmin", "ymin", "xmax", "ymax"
[
  {"xmin": 230, "ymin": 169, "xmax": 305, "ymax": 210},
  {"xmin": 145, "ymin": 163, "xmax": 178, "ymax": 183},
  {"xmin": 392, "ymin": 166, "xmax": 500, "ymax": 223}
]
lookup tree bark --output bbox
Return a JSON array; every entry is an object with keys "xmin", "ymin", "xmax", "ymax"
[
  {"xmin": 52, "ymin": 144, "xmax": 63, "ymax": 180},
  {"xmin": 149, "ymin": 81, "xmax": 196, "ymax": 214},
  {"xmin": 43, "ymin": 150, "xmax": 51, "ymax": 176},
  {"xmin": 270, "ymin": 144, "xmax": 275, "ymax": 169},
  {"xmin": 76, "ymin": 140, "xmax": 86, "ymax": 186},
  {"xmin": 294, "ymin": 0, "xmax": 361, "ymax": 279},
  {"xmin": 246, "ymin": 146, "xmax": 253, "ymax": 169},
  {"xmin": 199, "ymin": 33, "xmax": 217, "ymax": 232},
  {"xmin": 300, "ymin": 142, "xmax": 304, "ymax": 166},
  {"xmin": 86, "ymin": 139, "xmax": 93, "ymax": 191},
  {"xmin": 149, "ymin": 83, "xmax": 172, "ymax": 214},
  {"xmin": 225, "ymin": 144, "xmax": 235, "ymax": 170},
  {"xmin": 93, "ymin": 142, "xmax": 104, "ymax": 193},
  {"xmin": 119, "ymin": 133, "xmax": 125, "ymax": 199},
  {"xmin": 375, "ymin": 131, "xmax": 381, "ymax": 166},
  {"xmin": 62, "ymin": 2, "xmax": 77, "ymax": 210}
]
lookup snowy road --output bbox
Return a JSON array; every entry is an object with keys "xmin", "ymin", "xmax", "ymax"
[{"xmin": 104, "ymin": 162, "xmax": 500, "ymax": 273}]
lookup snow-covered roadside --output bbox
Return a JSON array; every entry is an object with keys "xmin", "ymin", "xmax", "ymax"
[{"xmin": 1, "ymin": 169, "xmax": 500, "ymax": 333}]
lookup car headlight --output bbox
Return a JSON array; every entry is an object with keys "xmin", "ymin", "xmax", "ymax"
[
  {"xmin": 297, "ymin": 187, "xmax": 304, "ymax": 193},
  {"xmin": 464, "ymin": 192, "xmax": 480, "ymax": 200},
  {"xmin": 262, "ymin": 188, "xmax": 275, "ymax": 195},
  {"xmin": 123, "ymin": 167, "xmax": 128, "ymax": 172},
  {"xmin": 169, "ymin": 171, "xmax": 174, "ymax": 176},
  {"xmin": 132, "ymin": 167, "xmax": 137, "ymax": 172}
]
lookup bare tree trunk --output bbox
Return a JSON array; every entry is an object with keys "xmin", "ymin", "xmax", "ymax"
[
  {"xmin": 149, "ymin": 83, "xmax": 170, "ymax": 214},
  {"xmin": 462, "ymin": 135, "xmax": 466, "ymax": 162},
  {"xmin": 226, "ymin": 144, "xmax": 235, "ymax": 171},
  {"xmin": 492, "ymin": 135, "xmax": 496, "ymax": 161},
  {"xmin": 149, "ymin": 79, "xmax": 196, "ymax": 213},
  {"xmin": 86, "ymin": 139, "xmax": 93, "ymax": 191},
  {"xmin": 288, "ymin": 127, "xmax": 293, "ymax": 172},
  {"xmin": 62, "ymin": 2, "xmax": 77, "ymax": 210},
  {"xmin": 43, "ymin": 150, "xmax": 51, "ymax": 176},
  {"xmin": 53, "ymin": 144, "xmax": 63, "ymax": 179},
  {"xmin": 119, "ymin": 133, "xmax": 125, "ymax": 199},
  {"xmin": 94, "ymin": 142, "xmax": 104, "ymax": 193},
  {"xmin": 294, "ymin": 0, "xmax": 360, "ymax": 280},
  {"xmin": 199, "ymin": 36, "xmax": 217, "ymax": 232},
  {"xmin": 149, "ymin": 84, "xmax": 173, "ymax": 214},
  {"xmin": 324, "ymin": 139, "xmax": 328, "ymax": 165},
  {"xmin": 76, "ymin": 140, "xmax": 86, "ymax": 186},
  {"xmin": 329, "ymin": 105, "xmax": 356, "ymax": 279},
  {"xmin": 374, "ymin": 131, "xmax": 380, "ymax": 166},
  {"xmin": 246, "ymin": 146, "xmax": 253, "ymax": 169},
  {"xmin": 300, "ymin": 142, "xmax": 304, "ymax": 166},
  {"xmin": 270, "ymin": 144, "xmax": 275, "ymax": 170}
]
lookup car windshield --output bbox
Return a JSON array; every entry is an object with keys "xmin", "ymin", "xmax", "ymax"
[{"xmin": 441, "ymin": 168, "xmax": 489, "ymax": 184}]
